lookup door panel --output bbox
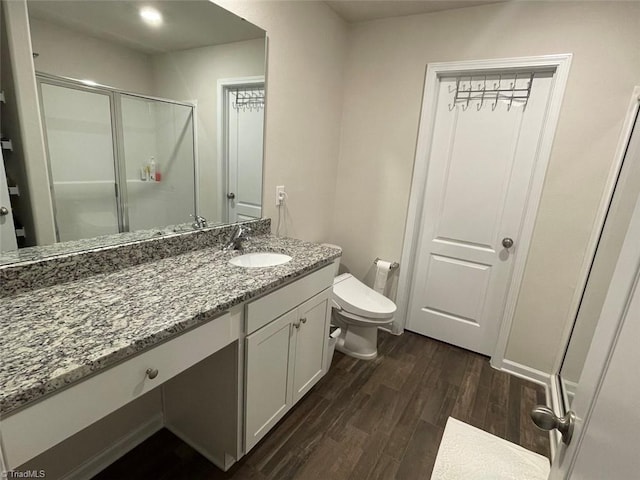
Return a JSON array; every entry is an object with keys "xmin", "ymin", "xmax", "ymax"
[
  {"xmin": 423, "ymin": 254, "xmax": 491, "ymax": 324},
  {"xmin": 226, "ymin": 86, "xmax": 264, "ymax": 222},
  {"xmin": 437, "ymin": 107, "xmax": 521, "ymax": 248},
  {"xmin": 292, "ymin": 290, "xmax": 330, "ymax": 403},
  {"xmin": 408, "ymin": 71, "xmax": 554, "ymax": 355},
  {"xmin": 244, "ymin": 309, "xmax": 295, "ymax": 452}
]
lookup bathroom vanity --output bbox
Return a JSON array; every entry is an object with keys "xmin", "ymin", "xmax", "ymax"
[{"xmin": 0, "ymin": 221, "xmax": 341, "ymax": 474}]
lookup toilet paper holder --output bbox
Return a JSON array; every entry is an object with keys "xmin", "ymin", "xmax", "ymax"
[{"xmin": 374, "ymin": 257, "xmax": 399, "ymax": 271}]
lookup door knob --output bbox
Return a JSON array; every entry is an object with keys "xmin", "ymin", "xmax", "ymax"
[
  {"xmin": 227, "ymin": 192, "xmax": 235, "ymax": 199},
  {"xmin": 531, "ymin": 405, "xmax": 575, "ymax": 445},
  {"xmin": 0, "ymin": 206, "xmax": 8, "ymax": 216},
  {"xmin": 502, "ymin": 237, "xmax": 514, "ymax": 249}
]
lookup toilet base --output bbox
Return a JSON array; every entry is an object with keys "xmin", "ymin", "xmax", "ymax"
[{"xmin": 333, "ymin": 311, "xmax": 389, "ymax": 360}]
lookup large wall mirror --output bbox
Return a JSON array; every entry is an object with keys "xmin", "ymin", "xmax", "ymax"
[
  {"xmin": 0, "ymin": 0, "xmax": 266, "ymax": 257},
  {"xmin": 558, "ymin": 103, "xmax": 640, "ymax": 409}
]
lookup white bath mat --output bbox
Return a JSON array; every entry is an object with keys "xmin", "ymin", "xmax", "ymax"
[{"xmin": 431, "ymin": 417, "xmax": 550, "ymax": 480}]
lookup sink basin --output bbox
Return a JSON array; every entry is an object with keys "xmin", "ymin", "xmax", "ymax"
[{"xmin": 229, "ymin": 252, "xmax": 292, "ymax": 268}]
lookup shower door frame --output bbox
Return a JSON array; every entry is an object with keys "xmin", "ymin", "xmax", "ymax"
[
  {"xmin": 36, "ymin": 72, "xmax": 198, "ymax": 239},
  {"xmin": 37, "ymin": 74, "xmax": 125, "ymax": 239}
]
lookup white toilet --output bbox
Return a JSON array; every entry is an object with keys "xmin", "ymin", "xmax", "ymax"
[{"xmin": 331, "ymin": 272, "xmax": 397, "ymax": 360}]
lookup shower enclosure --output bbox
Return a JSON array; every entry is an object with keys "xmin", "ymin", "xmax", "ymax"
[{"xmin": 37, "ymin": 74, "xmax": 196, "ymax": 242}]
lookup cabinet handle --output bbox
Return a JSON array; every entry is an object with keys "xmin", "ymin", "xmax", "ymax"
[
  {"xmin": 293, "ymin": 320, "xmax": 301, "ymax": 329},
  {"xmin": 300, "ymin": 317, "xmax": 307, "ymax": 324},
  {"xmin": 146, "ymin": 368, "xmax": 159, "ymax": 379}
]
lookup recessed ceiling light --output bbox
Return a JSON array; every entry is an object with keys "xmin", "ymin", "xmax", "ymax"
[{"xmin": 139, "ymin": 6, "xmax": 163, "ymax": 27}]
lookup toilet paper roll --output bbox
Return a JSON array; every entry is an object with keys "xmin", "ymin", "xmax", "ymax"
[{"xmin": 373, "ymin": 260, "xmax": 392, "ymax": 295}]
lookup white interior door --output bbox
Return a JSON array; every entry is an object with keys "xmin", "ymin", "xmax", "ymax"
[
  {"xmin": 407, "ymin": 71, "xmax": 554, "ymax": 355},
  {"xmin": 550, "ymin": 161, "xmax": 640, "ymax": 478},
  {"xmin": 0, "ymin": 149, "xmax": 17, "ymax": 253},
  {"xmin": 226, "ymin": 86, "xmax": 263, "ymax": 222}
]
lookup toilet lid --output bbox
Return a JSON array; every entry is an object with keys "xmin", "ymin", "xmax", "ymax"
[{"xmin": 333, "ymin": 273, "xmax": 397, "ymax": 319}]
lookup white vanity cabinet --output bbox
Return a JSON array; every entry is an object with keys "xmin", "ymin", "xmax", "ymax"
[{"xmin": 244, "ymin": 264, "xmax": 334, "ymax": 452}]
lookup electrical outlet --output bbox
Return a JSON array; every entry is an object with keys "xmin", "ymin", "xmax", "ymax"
[{"xmin": 276, "ymin": 185, "xmax": 286, "ymax": 206}]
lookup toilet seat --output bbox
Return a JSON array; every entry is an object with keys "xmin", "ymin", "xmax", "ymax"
[
  {"xmin": 332, "ymin": 273, "xmax": 396, "ymax": 319},
  {"xmin": 333, "ymin": 308, "xmax": 394, "ymax": 327}
]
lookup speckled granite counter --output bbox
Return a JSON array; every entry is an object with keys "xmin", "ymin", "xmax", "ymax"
[{"xmin": 1, "ymin": 235, "xmax": 341, "ymax": 416}]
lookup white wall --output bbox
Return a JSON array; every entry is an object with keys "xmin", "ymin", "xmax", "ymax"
[
  {"xmin": 29, "ymin": 17, "xmax": 155, "ymax": 95},
  {"xmin": 215, "ymin": 0, "xmax": 348, "ymax": 240},
  {"xmin": 331, "ymin": 1, "xmax": 640, "ymax": 373},
  {"xmin": 152, "ymin": 38, "xmax": 265, "ymax": 223}
]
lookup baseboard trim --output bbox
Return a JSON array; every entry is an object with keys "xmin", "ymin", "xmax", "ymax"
[
  {"xmin": 61, "ymin": 414, "xmax": 163, "ymax": 480},
  {"xmin": 497, "ymin": 359, "xmax": 550, "ymax": 386},
  {"xmin": 499, "ymin": 360, "xmax": 557, "ymax": 460}
]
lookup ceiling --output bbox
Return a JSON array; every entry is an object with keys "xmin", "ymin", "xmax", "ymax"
[
  {"xmin": 325, "ymin": 0, "xmax": 506, "ymax": 23},
  {"xmin": 27, "ymin": 0, "xmax": 265, "ymax": 55}
]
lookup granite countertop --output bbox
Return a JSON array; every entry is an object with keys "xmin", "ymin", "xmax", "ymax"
[{"xmin": 1, "ymin": 235, "xmax": 341, "ymax": 416}]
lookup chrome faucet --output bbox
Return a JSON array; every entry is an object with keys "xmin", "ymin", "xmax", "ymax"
[
  {"xmin": 191, "ymin": 214, "xmax": 208, "ymax": 229},
  {"xmin": 224, "ymin": 225, "xmax": 251, "ymax": 251}
]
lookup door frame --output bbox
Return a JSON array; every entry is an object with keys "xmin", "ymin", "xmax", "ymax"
[
  {"xmin": 217, "ymin": 76, "xmax": 265, "ymax": 223},
  {"xmin": 395, "ymin": 54, "xmax": 572, "ymax": 367}
]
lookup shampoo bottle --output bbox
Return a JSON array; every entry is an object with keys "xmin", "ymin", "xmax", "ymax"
[{"xmin": 149, "ymin": 157, "xmax": 156, "ymax": 182}]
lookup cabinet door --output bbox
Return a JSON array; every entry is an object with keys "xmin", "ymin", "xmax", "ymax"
[
  {"xmin": 244, "ymin": 308, "xmax": 296, "ymax": 452},
  {"xmin": 292, "ymin": 289, "xmax": 331, "ymax": 403}
]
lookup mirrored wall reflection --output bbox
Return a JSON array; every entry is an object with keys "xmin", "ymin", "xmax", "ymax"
[
  {"xmin": 560, "ymin": 109, "xmax": 640, "ymax": 407},
  {"xmin": 39, "ymin": 77, "xmax": 196, "ymax": 242},
  {"xmin": 0, "ymin": 0, "xmax": 266, "ymax": 256}
]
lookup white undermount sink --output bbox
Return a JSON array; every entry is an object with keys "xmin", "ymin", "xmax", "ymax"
[{"xmin": 229, "ymin": 252, "xmax": 292, "ymax": 268}]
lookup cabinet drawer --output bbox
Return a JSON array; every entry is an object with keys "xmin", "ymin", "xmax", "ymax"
[
  {"xmin": 245, "ymin": 264, "xmax": 334, "ymax": 335},
  {"xmin": 2, "ymin": 311, "xmax": 238, "ymax": 469}
]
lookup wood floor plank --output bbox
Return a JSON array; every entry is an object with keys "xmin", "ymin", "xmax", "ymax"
[
  {"xmin": 451, "ymin": 354, "xmax": 484, "ymax": 423},
  {"xmin": 93, "ymin": 332, "xmax": 551, "ymax": 480},
  {"xmin": 489, "ymin": 369, "xmax": 510, "ymax": 407},
  {"xmin": 349, "ymin": 430, "xmax": 391, "ymax": 480},
  {"xmin": 435, "ymin": 382, "xmax": 461, "ymax": 428},
  {"xmin": 506, "ymin": 376, "xmax": 523, "ymax": 444},
  {"xmin": 395, "ymin": 420, "xmax": 443, "ymax": 480},
  {"xmin": 368, "ymin": 454, "xmax": 401, "ymax": 480}
]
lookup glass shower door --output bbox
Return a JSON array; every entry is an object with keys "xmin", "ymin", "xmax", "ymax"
[
  {"xmin": 39, "ymin": 82, "xmax": 120, "ymax": 242},
  {"xmin": 120, "ymin": 94, "xmax": 196, "ymax": 231}
]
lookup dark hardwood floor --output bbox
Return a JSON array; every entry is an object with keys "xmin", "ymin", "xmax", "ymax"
[{"xmin": 93, "ymin": 331, "xmax": 550, "ymax": 480}]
